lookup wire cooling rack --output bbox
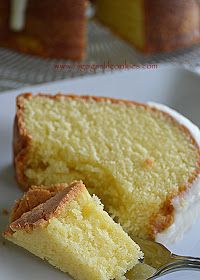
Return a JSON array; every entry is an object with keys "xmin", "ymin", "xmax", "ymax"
[{"xmin": 0, "ymin": 20, "xmax": 200, "ymax": 92}]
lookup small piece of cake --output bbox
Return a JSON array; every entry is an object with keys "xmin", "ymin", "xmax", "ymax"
[
  {"xmin": 126, "ymin": 263, "xmax": 156, "ymax": 280},
  {"xmin": 0, "ymin": 0, "xmax": 87, "ymax": 60},
  {"xmin": 9, "ymin": 184, "xmax": 66, "ymax": 222},
  {"xmin": 13, "ymin": 94, "xmax": 200, "ymax": 243},
  {"xmin": 94, "ymin": 0, "xmax": 200, "ymax": 53},
  {"xmin": 4, "ymin": 181, "xmax": 142, "ymax": 280}
]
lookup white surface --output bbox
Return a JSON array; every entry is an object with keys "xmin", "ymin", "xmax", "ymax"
[{"xmin": 0, "ymin": 65, "xmax": 200, "ymax": 280}]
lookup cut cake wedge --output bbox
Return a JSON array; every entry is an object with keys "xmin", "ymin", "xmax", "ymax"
[
  {"xmin": 13, "ymin": 94, "xmax": 200, "ymax": 243},
  {"xmin": 4, "ymin": 181, "xmax": 143, "ymax": 280}
]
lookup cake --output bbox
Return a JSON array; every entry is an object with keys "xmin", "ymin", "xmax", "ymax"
[
  {"xmin": 9, "ymin": 184, "xmax": 66, "ymax": 222},
  {"xmin": 126, "ymin": 263, "xmax": 156, "ymax": 280},
  {"xmin": 4, "ymin": 181, "xmax": 142, "ymax": 280},
  {"xmin": 94, "ymin": 0, "xmax": 200, "ymax": 53},
  {"xmin": 0, "ymin": 0, "xmax": 87, "ymax": 60},
  {"xmin": 1, "ymin": 1, "xmax": 199, "ymax": 60},
  {"xmin": 13, "ymin": 93, "xmax": 200, "ymax": 243}
]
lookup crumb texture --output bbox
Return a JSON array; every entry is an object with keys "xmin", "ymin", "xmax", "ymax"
[
  {"xmin": 96, "ymin": 0, "xmax": 145, "ymax": 49},
  {"xmin": 5, "ymin": 183, "xmax": 142, "ymax": 280},
  {"xmin": 18, "ymin": 95, "xmax": 199, "ymax": 238},
  {"xmin": 126, "ymin": 263, "xmax": 156, "ymax": 280}
]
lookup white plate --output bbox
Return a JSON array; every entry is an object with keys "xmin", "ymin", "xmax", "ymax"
[{"xmin": 0, "ymin": 65, "xmax": 200, "ymax": 280}]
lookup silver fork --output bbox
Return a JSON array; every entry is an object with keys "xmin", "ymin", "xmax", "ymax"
[{"xmin": 134, "ymin": 237, "xmax": 200, "ymax": 279}]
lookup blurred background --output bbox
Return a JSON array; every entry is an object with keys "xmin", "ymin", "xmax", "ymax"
[{"xmin": 0, "ymin": 0, "xmax": 200, "ymax": 91}]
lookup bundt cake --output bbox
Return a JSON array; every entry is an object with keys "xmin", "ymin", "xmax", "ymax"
[
  {"xmin": 0, "ymin": 0, "xmax": 87, "ymax": 60},
  {"xmin": 1, "ymin": 0, "xmax": 200, "ymax": 59},
  {"xmin": 13, "ymin": 93, "xmax": 200, "ymax": 243},
  {"xmin": 94, "ymin": 0, "xmax": 200, "ymax": 53},
  {"xmin": 4, "ymin": 181, "xmax": 142, "ymax": 280}
]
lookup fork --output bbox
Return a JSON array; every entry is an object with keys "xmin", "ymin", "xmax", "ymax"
[{"xmin": 133, "ymin": 237, "xmax": 200, "ymax": 279}]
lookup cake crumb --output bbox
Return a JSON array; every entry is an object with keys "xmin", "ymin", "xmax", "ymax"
[
  {"xmin": 2, "ymin": 208, "xmax": 9, "ymax": 215},
  {"xmin": 2, "ymin": 241, "xmax": 6, "ymax": 246},
  {"xmin": 143, "ymin": 159, "xmax": 154, "ymax": 168}
]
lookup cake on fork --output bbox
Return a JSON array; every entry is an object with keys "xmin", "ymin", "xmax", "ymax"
[{"xmin": 4, "ymin": 181, "xmax": 143, "ymax": 280}]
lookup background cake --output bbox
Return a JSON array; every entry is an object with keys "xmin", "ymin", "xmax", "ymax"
[
  {"xmin": 0, "ymin": 0, "xmax": 87, "ymax": 60},
  {"xmin": 94, "ymin": 0, "xmax": 200, "ymax": 53},
  {"xmin": 4, "ymin": 181, "xmax": 142, "ymax": 280},
  {"xmin": 0, "ymin": 0, "xmax": 200, "ymax": 60},
  {"xmin": 13, "ymin": 93, "xmax": 200, "ymax": 243}
]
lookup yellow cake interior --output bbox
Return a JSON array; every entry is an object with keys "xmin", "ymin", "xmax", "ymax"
[
  {"xmin": 126, "ymin": 263, "xmax": 156, "ymax": 280},
  {"xmin": 5, "ymin": 183, "xmax": 142, "ymax": 280},
  {"xmin": 95, "ymin": 0, "xmax": 145, "ymax": 50},
  {"xmin": 21, "ymin": 96, "xmax": 198, "ymax": 239}
]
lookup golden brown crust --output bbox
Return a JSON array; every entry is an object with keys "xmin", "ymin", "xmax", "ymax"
[
  {"xmin": 149, "ymin": 185, "xmax": 189, "ymax": 238},
  {"xmin": 144, "ymin": 0, "xmax": 200, "ymax": 53},
  {"xmin": 0, "ymin": 1, "xmax": 87, "ymax": 60},
  {"xmin": 95, "ymin": 0, "xmax": 200, "ymax": 53},
  {"xmin": 10, "ymin": 184, "xmax": 66, "ymax": 223},
  {"xmin": 13, "ymin": 93, "xmax": 200, "ymax": 239},
  {"xmin": 13, "ymin": 94, "xmax": 32, "ymax": 190},
  {"xmin": 4, "ymin": 181, "xmax": 85, "ymax": 236}
]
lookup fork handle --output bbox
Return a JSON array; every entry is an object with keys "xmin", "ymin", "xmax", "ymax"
[
  {"xmin": 172, "ymin": 254, "xmax": 200, "ymax": 263},
  {"xmin": 148, "ymin": 255, "xmax": 200, "ymax": 279}
]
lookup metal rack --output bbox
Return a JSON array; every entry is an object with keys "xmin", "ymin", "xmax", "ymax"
[{"xmin": 0, "ymin": 21, "xmax": 200, "ymax": 92}]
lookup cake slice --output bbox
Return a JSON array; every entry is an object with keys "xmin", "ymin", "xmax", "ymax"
[
  {"xmin": 14, "ymin": 93, "xmax": 200, "ymax": 243},
  {"xmin": 0, "ymin": 0, "xmax": 87, "ymax": 60},
  {"xmin": 4, "ymin": 181, "xmax": 142, "ymax": 280},
  {"xmin": 94, "ymin": 0, "xmax": 200, "ymax": 53}
]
